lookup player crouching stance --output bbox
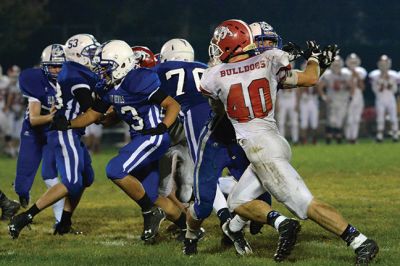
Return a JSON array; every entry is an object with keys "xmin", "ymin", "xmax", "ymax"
[
  {"xmin": 52, "ymin": 40, "xmax": 184, "ymax": 243},
  {"xmin": 200, "ymin": 19, "xmax": 379, "ymax": 265}
]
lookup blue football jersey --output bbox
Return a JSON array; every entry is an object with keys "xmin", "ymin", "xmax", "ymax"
[
  {"xmin": 153, "ymin": 61, "xmax": 208, "ymax": 113},
  {"xmin": 101, "ymin": 68, "xmax": 163, "ymax": 137},
  {"xmin": 56, "ymin": 61, "xmax": 98, "ymax": 120},
  {"xmin": 19, "ymin": 68, "xmax": 57, "ymax": 131}
]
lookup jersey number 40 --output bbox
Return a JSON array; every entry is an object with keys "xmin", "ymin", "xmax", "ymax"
[{"xmin": 227, "ymin": 78, "xmax": 272, "ymax": 123}]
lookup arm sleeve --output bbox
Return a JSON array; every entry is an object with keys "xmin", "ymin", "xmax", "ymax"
[
  {"xmin": 74, "ymin": 87, "xmax": 94, "ymax": 112},
  {"xmin": 92, "ymin": 96, "xmax": 111, "ymax": 113},
  {"xmin": 148, "ymin": 88, "xmax": 168, "ymax": 105}
]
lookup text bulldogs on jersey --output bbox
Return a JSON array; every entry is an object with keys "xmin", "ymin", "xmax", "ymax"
[{"xmin": 220, "ymin": 61, "xmax": 266, "ymax": 77}]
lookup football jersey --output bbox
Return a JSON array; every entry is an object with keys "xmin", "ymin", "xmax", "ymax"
[
  {"xmin": 371, "ymin": 74, "xmax": 398, "ymax": 98},
  {"xmin": 342, "ymin": 66, "xmax": 367, "ymax": 101},
  {"xmin": 369, "ymin": 69, "xmax": 398, "ymax": 83},
  {"xmin": 152, "ymin": 61, "xmax": 208, "ymax": 113},
  {"xmin": 57, "ymin": 61, "xmax": 98, "ymax": 120},
  {"xmin": 321, "ymin": 69, "xmax": 351, "ymax": 99},
  {"xmin": 19, "ymin": 68, "xmax": 57, "ymax": 131},
  {"xmin": 99, "ymin": 68, "xmax": 163, "ymax": 137},
  {"xmin": 200, "ymin": 49, "xmax": 290, "ymax": 139}
]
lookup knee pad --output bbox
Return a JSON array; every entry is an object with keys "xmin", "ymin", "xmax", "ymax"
[
  {"xmin": 106, "ymin": 159, "xmax": 124, "ymax": 180},
  {"xmin": 193, "ymin": 201, "xmax": 213, "ymax": 220},
  {"xmin": 62, "ymin": 180, "xmax": 84, "ymax": 200}
]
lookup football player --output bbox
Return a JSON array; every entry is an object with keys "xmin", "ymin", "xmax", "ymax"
[
  {"xmin": 201, "ymin": 19, "xmax": 378, "ymax": 264},
  {"xmin": 343, "ymin": 53, "xmax": 367, "ymax": 144},
  {"xmin": 13, "ymin": 44, "xmax": 66, "ymax": 226},
  {"xmin": 318, "ymin": 56, "xmax": 352, "ymax": 144},
  {"xmin": 9, "ymin": 34, "xmax": 99, "ymax": 238},
  {"xmin": 52, "ymin": 40, "xmax": 184, "ymax": 244},
  {"xmin": 298, "ymin": 62, "xmax": 321, "ymax": 144},
  {"xmin": 369, "ymin": 55, "xmax": 399, "ymax": 142}
]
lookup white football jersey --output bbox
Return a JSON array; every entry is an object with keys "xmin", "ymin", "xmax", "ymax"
[
  {"xmin": 369, "ymin": 69, "xmax": 399, "ymax": 83},
  {"xmin": 321, "ymin": 68, "xmax": 351, "ymax": 99},
  {"xmin": 201, "ymin": 49, "xmax": 290, "ymax": 139}
]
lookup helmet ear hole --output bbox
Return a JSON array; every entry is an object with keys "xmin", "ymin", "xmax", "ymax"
[{"xmin": 121, "ymin": 63, "xmax": 126, "ymax": 68}]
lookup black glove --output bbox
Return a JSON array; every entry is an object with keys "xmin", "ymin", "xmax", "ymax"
[
  {"xmin": 301, "ymin": 40, "xmax": 322, "ymax": 60},
  {"xmin": 282, "ymin": 42, "xmax": 303, "ymax": 61},
  {"xmin": 50, "ymin": 115, "xmax": 70, "ymax": 131},
  {"xmin": 319, "ymin": 44, "xmax": 340, "ymax": 69},
  {"xmin": 140, "ymin": 123, "xmax": 168, "ymax": 135}
]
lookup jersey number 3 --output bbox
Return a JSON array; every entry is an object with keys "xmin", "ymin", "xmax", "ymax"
[{"xmin": 227, "ymin": 78, "xmax": 272, "ymax": 123}]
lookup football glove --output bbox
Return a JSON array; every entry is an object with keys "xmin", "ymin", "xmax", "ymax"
[
  {"xmin": 301, "ymin": 40, "xmax": 322, "ymax": 61},
  {"xmin": 50, "ymin": 115, "xmax": 70, "ymax": 131},
  {"xmin": 282, "ymin": 42, "xmax": 303, "ymax": 62},
  {"xmin": 319, "ymin": 44, "xmax": 340, "ymax": 69},
  {"xmin": 140, "ymin": 123, "xmax": 168, "ymax": 135}
]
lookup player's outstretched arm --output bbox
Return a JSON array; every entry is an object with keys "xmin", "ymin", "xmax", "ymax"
[{"xmin": 69, "ymin": 108, "xmax": 104, "ymax": 128}]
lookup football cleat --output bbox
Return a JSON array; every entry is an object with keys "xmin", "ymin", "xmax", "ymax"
[
  {"xmin": 175, "ymin": 227, "xmax": 205, "ymax": 242},
  {"xmin": 1, "ymin": 198, "xmax": 21, "ymax": 220},
  {"xmin": 222, "ymin": 220, "xmax": 253, "ymax": 255},
  {"xmin": 19, "ymin": 196, "xmax": 29, "ymax": 209},
  {"xmin": 355, "ymin": 239, "xmax": 379, "ymax": 266},
  {"xmin": 140, "ymin": 207, "xmax": 165, "ymax": 244},
  {"xmin": 274, "ymin": 218, "xmax": 301, "ymax": 262},
  {"xmin": 183, "ymin": 238, "xmax": 198, "ymax": 255},
  {"xmin": 53, "ymin": 221, "xmax": 83, "ymax": 235},
  {"xmin": 8, "ymin": 212, "xmax": 32, "ymax": 239}
]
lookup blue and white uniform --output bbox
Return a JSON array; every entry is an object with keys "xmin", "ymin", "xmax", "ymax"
[
  {"xmin": 48, "ymin": 61, "xmax": 96, "ymax": 198},
  {"xmin": 153, "ymin": 61, "xmax": 210, "ymax": 161},
  {"xmin": 96, "ymin": 68, "xmax": 170, "ymax": 203},
  {"xmin": 14, "ymin": 68, "xmax": 58, "ymax": 200}
]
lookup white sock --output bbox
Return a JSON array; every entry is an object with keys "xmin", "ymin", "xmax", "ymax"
[
  {"xmin": 350, "ymin": 233, "xmax": 368, "ymax": 250},
  {"xmin": 44, "ymin": 178, "xmax": 65, "ymax": 223},
  {"xmin": 229, "ymin": 215, "xmax": 248, "ymax": 233},
  {"xmin": 212, "ymin": 185, "xmax": 228, "ymax": 213},
  {"xmin": 274, "ymin": 216, "xmax": 288, "ymax": 231}
]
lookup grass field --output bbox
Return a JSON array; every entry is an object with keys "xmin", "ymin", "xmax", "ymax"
[{"xmin": 0, "ymin": 141, "xmax": 399, "ymax": 265}]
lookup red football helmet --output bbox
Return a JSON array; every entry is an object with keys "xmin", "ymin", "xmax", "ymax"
[
  {"xmin": 131, "ymin": 46, "xmax": 157, "ymax": 68},
  {"xmin": 209, "ymin": 19, "xmax": 255, "ymax": 63}
]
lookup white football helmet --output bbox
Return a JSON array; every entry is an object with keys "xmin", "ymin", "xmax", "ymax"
[
  {"xmin": 330, "ymin": 55, "xmax": 344, "ymax": 74},
  {"xmin": 345, "ymin": 53, "xmax": 361, "ymax": 70},
  {"xmin": 40, "ymin": 44, "xmax": 66, "ymax": 80},
  {"xmin": 92, "ymin": 40, "xmax": 135, "ymax": 87},
  {"xmin": 377, "ymin": 54, "xmax": 391, "ymax": 72},
  {"xmin": 64, "ymin": 34, "xmax": 100, "ymax": 68},
  {"xmin": 249, "ymin": 21, "xmax": 282, "ymax": 52},
  {"xmin": 160, "ymin": 38, "xmax": 194, "ymax": 63}
]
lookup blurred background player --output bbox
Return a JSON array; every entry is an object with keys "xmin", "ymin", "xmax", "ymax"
[
  {"xmin": 318, "ymin": 56, "xmax": 352, "ymax": 144},
  {"xmin": 84, "ymin": 124, "xmax": 103, "ymax": 154},
  {"xmin": 343, "ymin": 53, "xmax": 367, "ymax": 144},
  {"xmin": 14, "ymin": 44, "xmax": 66, "ymax": 227},
  {"xmin": 0, "ymin": 189, "xmax": 20, "ymax": 220},
  {"xmin": 276, "ymin": 83, "xmax": 299, "ymax": 144},
  {"xmin": 298, "ymin": 84, "xmax": 320, "ymax": 144},
  {"xmin": 369, "ymin": 55, "xmax": 399, "ymax": 142}
]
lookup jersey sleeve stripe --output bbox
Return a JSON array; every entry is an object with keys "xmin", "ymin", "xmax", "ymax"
[{"xmin": 71, "ymin": 84, "xmax": 90, "ymax": 95}]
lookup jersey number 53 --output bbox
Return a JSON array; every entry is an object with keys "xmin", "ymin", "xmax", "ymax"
[{"xmin": 227, "ymin": 78, "xmax": 272, "ymax": 122}]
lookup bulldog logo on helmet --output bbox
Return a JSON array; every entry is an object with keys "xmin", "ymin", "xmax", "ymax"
[{"xmin": 213, "ymin": 26, "xmax": 233, "ymax": 43}]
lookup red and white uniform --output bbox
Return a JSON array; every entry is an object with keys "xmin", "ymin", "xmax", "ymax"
[
  {"xmin": 277, "ymin": 89, "xmax": 299, "ymax": 143},
  {"xmin": 201, "ymin": 49, "xmax": 313, "ymax": 219},
  {"xmin": 0, "ymin": 74, "xmax": 12, "ymax": 136},
  {"xmin": 321, "ymin": 69, "xmax": 352, "ymax": 129},
  {"xmin": 299, "ymin": 86, "xmax": 319, "ymax": 130},
  {"xmin": 343, "ymin": 66, "xmax": 367, "ymax": 140},
  {"xmin": 369, "ymin": 70, "xmax": 399, "ymax": 139}
]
